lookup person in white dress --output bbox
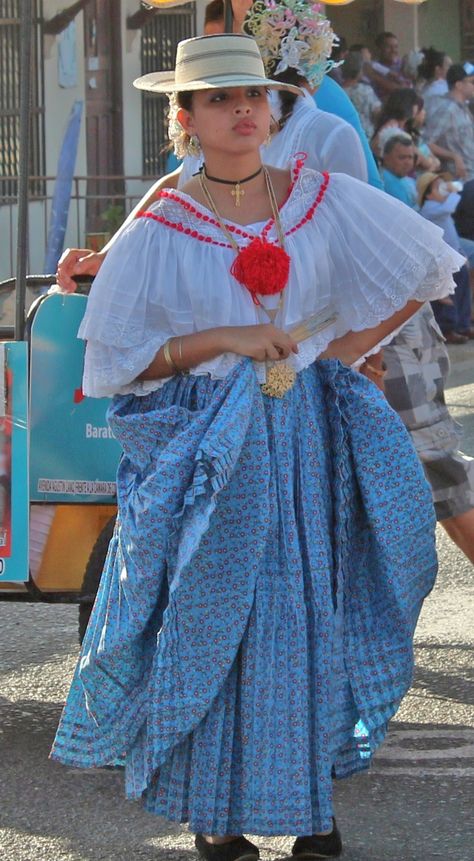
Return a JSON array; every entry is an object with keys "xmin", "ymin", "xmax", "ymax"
[
  {"xmin": 418, "ymin": 47, "xmax": 452, "ymax": 107},
  {"xmin": 51, "ymin": 33, "xmax": 463, "ymax": 861}
]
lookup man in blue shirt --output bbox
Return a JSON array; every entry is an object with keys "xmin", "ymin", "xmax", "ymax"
[{"xmin": 380, "ymin": 133, "xmax": 417, "ymax": 207}]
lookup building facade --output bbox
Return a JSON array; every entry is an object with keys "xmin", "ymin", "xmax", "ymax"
[
  {"xmin": 325, "ymin": 0, "xmax": 466, "ymax": 63},
  {"xmin": 0, "ymin": 0, "xmax": 472, "ymax": 280},
  {"xmin": 0, "ymin": 0, "xmax": 206, "ymax": 280}
]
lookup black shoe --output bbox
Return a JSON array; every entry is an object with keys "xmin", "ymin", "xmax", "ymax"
[
  {"xmin": 195, "ymin": 834, "xmax": 259, "ymax": 861},
  {"xmin": 291, "ymin": 819, "xmax": 342, "ymax": 859}
]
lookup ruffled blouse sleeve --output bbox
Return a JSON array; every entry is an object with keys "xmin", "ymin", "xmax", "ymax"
[
  {"xmin": 78, "ymin": 212, "xmax": 193, "ymax": 398},
  {"xmin": 317, "ymin": 172, "xmax": 464, "ymax": 337}
]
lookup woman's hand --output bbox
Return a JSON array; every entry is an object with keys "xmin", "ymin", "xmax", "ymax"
[
  {"xmin": 56, "ymin": 248, "xmax": 105, "ymax": 293},
  {"xmin": 223, "ymin": 324, "xmax": 299, "ymax": 362},
  {"xmin": 138, "ymin": 324, "xmax": 298, "ymax": 382}
]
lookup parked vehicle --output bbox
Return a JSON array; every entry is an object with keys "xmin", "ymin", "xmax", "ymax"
[{"xmin": 0, "ymin": 275, "xmax": 119, "ymax": 641}]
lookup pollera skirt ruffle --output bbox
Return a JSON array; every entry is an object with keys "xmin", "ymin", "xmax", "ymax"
[{"xmin": 51, "ymin": 359, "xmax": 437, "ymax": 836}]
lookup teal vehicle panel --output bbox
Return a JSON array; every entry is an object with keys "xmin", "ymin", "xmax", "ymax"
[
  {"xmin": 0, "ymin": 342, "xmax": 29, "ymax": 582},
  {"xmin": 29, "ymin": 294, "xmax": 121, "ymax": 504}
]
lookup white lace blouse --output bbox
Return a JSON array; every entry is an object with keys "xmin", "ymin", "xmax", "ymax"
[{"xmin": 79, "ymin": 165, "xmax": 463, "ymax": 398}]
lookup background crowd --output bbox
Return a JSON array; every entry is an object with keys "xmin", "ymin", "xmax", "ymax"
[{"xmin": 336, "ymin": 30, "xmax": 474, "ymax": 345}]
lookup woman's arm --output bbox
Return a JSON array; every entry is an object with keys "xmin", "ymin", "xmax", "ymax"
[
  {"xmin": 427, "ymin": 142, "xmax": 466, "ymax": 178},
  {"xmin": 55, "ymin": 167, "xmax": 182, "ymax": 292},
  {"xmin": 320, "ymin": 300, "xmax": 423, "ymax": 365},
  {"xmin": 137, "ymin": 324, "xmax": 299, "ymax": 381},
  {"xmin": 415, "ymin": 145, "xmax": 440, "ymax": 172},
  {"xmin": 364, "ymin": 65, "xmax": 403, "ymax": 98},
  {"xmin": 138, "ymin": 302, "xmax": 422, "ymax": 385}
]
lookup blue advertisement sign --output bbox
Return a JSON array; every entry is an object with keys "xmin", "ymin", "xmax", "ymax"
[
  {"xmin": 0, "ymin": 342, "xmax": 29, "ymax": 583},
  {"xmin": 29, "ymin": 293, "xmax": 121, "ymax": 503}
]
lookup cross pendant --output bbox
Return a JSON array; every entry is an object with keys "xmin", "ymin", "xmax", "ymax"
[{"xmin": 232, "ymin": 182, "xmax": 244, "ymax": 207}]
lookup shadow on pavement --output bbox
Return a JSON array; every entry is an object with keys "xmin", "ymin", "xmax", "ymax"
[{"xmin": 410, "ymin": 641, "xmax": 474, "ymax": 706}]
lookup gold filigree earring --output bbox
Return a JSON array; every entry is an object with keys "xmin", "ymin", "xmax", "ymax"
[
  {"xmin": 186, "ymin": 134, "xmax": 201, "ymax": 157},
  {"xmin": 264, "ymin": 116, "xmax": 278, "ymax": 147}
]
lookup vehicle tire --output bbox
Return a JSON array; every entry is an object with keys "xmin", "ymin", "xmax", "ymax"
[{"xmin": 78, "ymin": 515, "xmax": 116, "ymax": 643}]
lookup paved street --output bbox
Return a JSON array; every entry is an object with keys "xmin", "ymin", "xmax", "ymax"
[{"xmin": 0, "ymin": 345, "xmax": 473, "ymax": 861}]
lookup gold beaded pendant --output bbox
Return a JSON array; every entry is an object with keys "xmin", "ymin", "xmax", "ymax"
[{"xmin": 261, "ymin": 362, "xmax": 297, "ymax": 398}]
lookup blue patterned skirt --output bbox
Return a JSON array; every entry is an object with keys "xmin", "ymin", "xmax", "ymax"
[{"xmin": 51, "ymin": 359, "xmax": 437, "ymax": 836}]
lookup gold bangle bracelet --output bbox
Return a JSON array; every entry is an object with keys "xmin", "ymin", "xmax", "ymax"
[{"xmin": 163, "ymin": 339, "xmax": 179, "ymax": 374}]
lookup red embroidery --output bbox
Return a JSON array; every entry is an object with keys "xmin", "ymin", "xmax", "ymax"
[
  {"xmin": 137, "ymin": 167, "xmax": 330, "ymax": 248},
  {"xmin": 286, "ymin": 171, "xmax": 330, "ymax": 237}
]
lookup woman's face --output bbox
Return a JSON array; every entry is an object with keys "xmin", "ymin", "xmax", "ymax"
[{"xmin": 178, "ymin": 86, "xmax": 271, "ymax": 158}]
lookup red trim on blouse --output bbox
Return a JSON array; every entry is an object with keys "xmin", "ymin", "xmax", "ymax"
[{"xmin": 137, "ymin": 162, "xmax": 330, "ymax": 248}]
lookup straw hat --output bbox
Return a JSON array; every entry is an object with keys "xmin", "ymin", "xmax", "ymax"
[
  {"xmin": 133, "ymin": 34, "xmax": 303, "ymax": 96},
  {"xmin": 416, "ymin": 171, "xmax": 440, "ymax": 205}
]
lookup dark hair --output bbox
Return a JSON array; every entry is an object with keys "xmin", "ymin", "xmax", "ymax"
[
  {"xmin": 383, "ymin": 133, "xmax": 414, "ymax": 157},
  {"xmin": 372, "ymin": 88, "xmax": 423, "ymax": 140},
  {"xmin": 375, "ymin": 31, "xmax": 397, "ymax": 50},
  {"xmin": 418, "ymin": 47, "xmax": 447, "ymax": 82},
  {"xmin": 164, "ymin": 92, "xmax": 194, "ymax": 155},
  {"xmin": 341, "ymin": 51, "xmax": 363, "ymax": 82},
  {"xmin": 331, "ymin": 35, "xmax": 347, "ymax": 62},
  {"xmin": 447, "ymin": 63, "xmax": 469, "ymax": 89},
  {"xmin": 265, "ymin": 65, "xmax": 302, "ymax": 131},
  {"xmin": 177, "ymin": 91, "xmax": 194, "ymax": 111},
  {"xmin": 204, "ymin": 0, "xmax": 224, "ymax": 26}
]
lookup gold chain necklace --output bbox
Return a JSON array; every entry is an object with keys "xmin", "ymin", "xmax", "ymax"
[
  {"xmin": 199, "ymin": 168, "xmax": 297, "ymax": 397},
  {"xmin": 199, "ymin": 167, "xmax": 286, "ymax": 323}
]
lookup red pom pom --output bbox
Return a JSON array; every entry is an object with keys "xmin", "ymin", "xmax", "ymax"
[{"xmin": 231, "ymin": 238, "xmax": 290, "ymax": 301}]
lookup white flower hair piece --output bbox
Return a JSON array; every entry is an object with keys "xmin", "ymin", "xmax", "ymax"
[
  {"xmin": 167, "ymin": 93, "xmax": 189, "ymax": 159},
  {"xmin": 244, "ymin": 0, "xmax": 341, "ymax": 89}
]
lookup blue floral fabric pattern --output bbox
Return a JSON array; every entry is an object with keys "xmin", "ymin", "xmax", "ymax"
[{"xmin": 52, "ymin": 359, "xmax": 437, "ymax": 836}]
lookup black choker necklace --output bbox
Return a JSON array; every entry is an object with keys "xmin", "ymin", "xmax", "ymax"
[{"xmin": 202, "ymin": 164, "xmax": 263, "ymax": 207}]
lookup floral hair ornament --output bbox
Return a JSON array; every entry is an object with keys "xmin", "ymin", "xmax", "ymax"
[{"xmin": 244, "ymin": 0, "xmax": 342, "ymax": 90}]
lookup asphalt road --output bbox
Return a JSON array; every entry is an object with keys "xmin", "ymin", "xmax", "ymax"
[{"xmin": 1, "ymin": 345, "xmax": 473, "ymax": 861}]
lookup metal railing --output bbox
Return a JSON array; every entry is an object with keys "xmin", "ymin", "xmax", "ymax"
[
  {"xmin": 0, "ymin": 274, "xmax": 93, "ymax": 340},
  {"xmin": 0, "ymin": 174, "xmax": 156, "ymax": 279}
]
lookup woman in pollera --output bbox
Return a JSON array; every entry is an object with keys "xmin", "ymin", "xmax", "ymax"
[{"xmin": 52, "ymin": 33, "xmax": 463, "ymax": 861}]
